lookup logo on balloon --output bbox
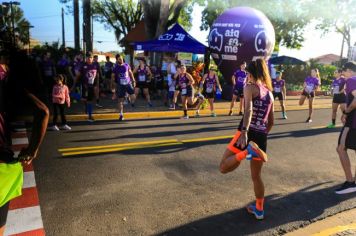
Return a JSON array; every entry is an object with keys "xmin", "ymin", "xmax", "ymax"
[
  {"xmin": 255, "ymin": 31, "xmax": 268, "ymax": 53},
  {"xmin": 208, "ymin": 28, "xmax": 223, "ymax": 52}
]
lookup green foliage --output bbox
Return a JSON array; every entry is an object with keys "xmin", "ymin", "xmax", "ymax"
[
  {"xmin": 92, "ymin": 0, "xmax": 143, "ymax": 48},
  {"xmin": 0, "ymin": 4, "xmax": 31, "ymax": 48}
]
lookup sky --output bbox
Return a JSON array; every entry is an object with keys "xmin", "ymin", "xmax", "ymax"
[{"xmin": 8, "ymin": 0, "xmax": 354, "ymax": 61}]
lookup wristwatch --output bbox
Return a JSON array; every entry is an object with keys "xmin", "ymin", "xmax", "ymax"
[
  {"xmin": 343, "ymin": 111, "xmax": 349, "ymax": 115},
  {"xmin": 241, "ymin": 127, "xmax": 248, "ymax": 132}
]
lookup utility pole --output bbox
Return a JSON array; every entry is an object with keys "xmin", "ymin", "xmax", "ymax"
[
  {"xmin": 83, "ymin": 0, "xmax": 92, "ymax": 53},
  {"xmin": 61, "ymin": 7, "xmax": 65, "ymax": 48},
  {"xmin": 2, "ymin": 1, "xmax": 21, "ymax": 46},
  {"xmin": 73, "ymin": 0, "xmax": 80, "ymax": 51}
]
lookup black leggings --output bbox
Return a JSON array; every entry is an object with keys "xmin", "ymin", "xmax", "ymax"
[
  {"xmin": 0, "ymin": 202, "xmax": 9, "ymax": 227},
  {"xmin": 53, "ymin": 103, "xmax": 67, "ymax": 125}
]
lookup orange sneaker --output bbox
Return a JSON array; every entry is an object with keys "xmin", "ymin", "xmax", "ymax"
[{"xmin": 247, "ymin": 141, "xmax": 268, "ymax": 162}]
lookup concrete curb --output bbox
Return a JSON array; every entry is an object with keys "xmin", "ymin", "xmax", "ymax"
[{"xmin": 63, "ymin": 104, "xmax": 332, "ymax": 121}]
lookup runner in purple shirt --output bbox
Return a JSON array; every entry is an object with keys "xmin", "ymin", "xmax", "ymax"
[
  {"xmin": 335, "ymin": 62, "xmax": 356, "ymax": 194},
  {"xmin": 229, "ymin": 61, "xmax": 247, "ymax": 116},
  {"xmin": 327, "ymin": 69, "xmax": 346, "ymax": 128},
  {"xmin": 72, "ymin": 52, "xmax": 98, "ymax": 122},
  {"xmin": 220, "ymin": 59, "xmax": 274, "ymax": 220},
  {"xmin": 299, "ymin": 68, "xmax": 321, "ymax": 122},
  {"xmin": 272, "ymin": 71, "xmax": 287, "ymax": 119},
  {"xmin": 111, "ymin": 54, "xmax": 136, "ymax": 121}
]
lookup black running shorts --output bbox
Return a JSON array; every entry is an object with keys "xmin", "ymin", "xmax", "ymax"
[{"xmin": 332, "ymin": 93, "xmax": 346, "ymax": 104}]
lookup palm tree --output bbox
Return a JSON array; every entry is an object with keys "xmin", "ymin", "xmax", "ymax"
[{"xmin": 0, "ymin": 4, "xmax": 31, "ymax": 48}]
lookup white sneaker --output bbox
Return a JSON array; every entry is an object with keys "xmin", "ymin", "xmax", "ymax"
[
  {"xmin": 61, "ymin": 124, "xmax": 72, "ymax": 130},
  {"xmin": 50, "ymin": 125, "xmax": 59, "ymax": 131}
]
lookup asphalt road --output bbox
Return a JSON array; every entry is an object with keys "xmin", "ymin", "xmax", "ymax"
[{"xmin": 34, "ymin": 108, "xmax": 356, "ymax": 236}]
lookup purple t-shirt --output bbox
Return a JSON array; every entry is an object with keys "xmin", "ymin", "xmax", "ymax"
[
  {"xmin": 272, "ymin": 79, "xmax": 285, "ymax": 93},
  {"xmin": 331, "ymin": 77, "xmax": 346, "ymax": 94},
  {"xmin": 112, "ymin": 63, "xmax": 131, "ymax": 85},
  {"xmin": 80, "ymin": 63, "xmax": 97, "ymax": 86},
  {"xmin": 304, "ymin": 76, "xmax": 320, "ymax": 93},
  {"xmin": 249, "ymin": 85, "xmax": 273, "ymax": 134},
  {"xmin": 234, "ymin": 70, "xmax": 247, "ymax": 89},
  {"xmin": 41, "ymin": 59, "xmax": 55, "ymax": 77}
]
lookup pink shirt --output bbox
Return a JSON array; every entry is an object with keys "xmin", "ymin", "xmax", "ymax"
[{"xmin": 52, "ymin": 84, "xmax": 70, "ymax": 106}]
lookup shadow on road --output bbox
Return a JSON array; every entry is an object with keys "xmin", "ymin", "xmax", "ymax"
[{"xmin": 157, "ymin": 182, "xmax": 356, "ymax": 236}]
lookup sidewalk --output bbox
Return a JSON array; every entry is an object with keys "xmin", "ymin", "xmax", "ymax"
[
  {"xmin": 64, "ymin": 95, "xmax": 333, "ymax": 121},
  {"xmin": 286, "ymin": 207, "xmax": 356, "ymax": 236}
]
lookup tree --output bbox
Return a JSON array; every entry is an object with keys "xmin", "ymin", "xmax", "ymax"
[
  {"xmin": 141, "ymin": 0, "xmax": 192, "ymax": 40},
  {"xmin": 0, "ymin": 4, "xmax": 31, "ymax": 48},
  {"xmin": 199, "ymin": 0, "xmax": 312, "ymax": 51},
  {"xmin": 310, "ymin": 0, "xmax": 356, "ymax": 59},
  {"xmin": 92, "ymin": 0, "xmax": 143, "ymax": 53}
]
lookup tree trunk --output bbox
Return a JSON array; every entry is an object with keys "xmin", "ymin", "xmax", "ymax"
[
  {"xmin": 73, "ymin": 0, "xmax": 80, "ymax": 51},
  {"xmin": 83, "ymin": 0, "xmax": 92, "ymax": 53}
]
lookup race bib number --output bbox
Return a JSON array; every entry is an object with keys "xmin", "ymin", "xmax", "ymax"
[
  {"xmin": 181, "ymin": 88, "xmax": 187, "ymax": 95},
  {"xmin": 139, "ymin": 75, "xmax": 146, "ymax": 82},
  {"xmin": 120, "ymin": 79, "xmax": 128, "ymax": 85},
  {"xmin": 274, "ymin": 87, "xmax": 281, "ymax": 93},
  {"xmin": 306, "ymin": 85, "xmax": 314, "ymax": 93},
  {"xmin": 333, "ymin": 86, "xmax": 340, "ymax": 94},
  {"xmin": 206, "ymin": 86, "xmax": 213, "ymax": 93}
]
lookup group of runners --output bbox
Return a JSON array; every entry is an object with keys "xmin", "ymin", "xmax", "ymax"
[{"xmin": 1, "ymin": 45, "xmax": 356, "ymax": 236}]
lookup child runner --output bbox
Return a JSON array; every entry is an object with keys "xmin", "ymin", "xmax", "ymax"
[
  {"xmin": 229, "ymin": 61, "xmax": 247, "ymax": 116},
  {"xmin": 272, "ymin": 71, "xmax": 287, "ymax": 119},
  {"xmin": 327, "ymin": 69, "xmax": 346, "ymax": 128},
  {"xmin": 220, "ymin": 59, "xmax": 274, "ymax": 220},
  {"xmin": 111, "ymin": 54, "xmax": 136, "ymax": 121},
  {"xmin": 72, "ymin": 52, "xmax": 98, "ymax": 122},
  {"xmin": 50, "ymin": 74, "xmax": 71, "ymax": 131},
  {"xmin": 133, "ymin": 59, "xmax": 153, "ymax": 107},
  {"xmin": 335, "ymin": 62, "xmax": 356, "ymax": 194},
  {"xmin": 196, "ymin": 66, "xmax": 222, "ymax": 117},
  {"xmin": 299, "ymin": 68, "xmax": 321, "ymax": 123}
]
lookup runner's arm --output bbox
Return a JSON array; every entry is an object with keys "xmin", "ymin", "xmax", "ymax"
[
  {"xmin": 18, "ymin": 90, "xmax": 49, "ymax": 164},
  {"xmin": 216, "ymin": 76, "xmax": 222, "ymax": 91},
  {"xmin": 231, "ymin": 75, "xmax": 236, "ymax": 86},
  {"xmin": 186, "ymin": 73, "xmax": 195, "ymax": 86},
  {"xmin": 111, "ymin": 72, "xmax": 115, "ymax": 92},
  {"xmin": 129, "ymin": 69, "xmax": 136, "ymax": 87},
  {"xmin": 345, "ymin": 90, "xmax": 356, "ymax": 113},
  {"xmin": 236, "ymin": 84, "xmax": 254, "ymax": 148},
  {"xmin": 241, "ymin": 84, "xmax": 254, "ymax": 130},
  {"xmin": 266, "ymin": 98, "xmax": 274, "ymax": 133},
  {"xmin": 282, "ymin": 83, "xmax": 287, "ymax": 100}
]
